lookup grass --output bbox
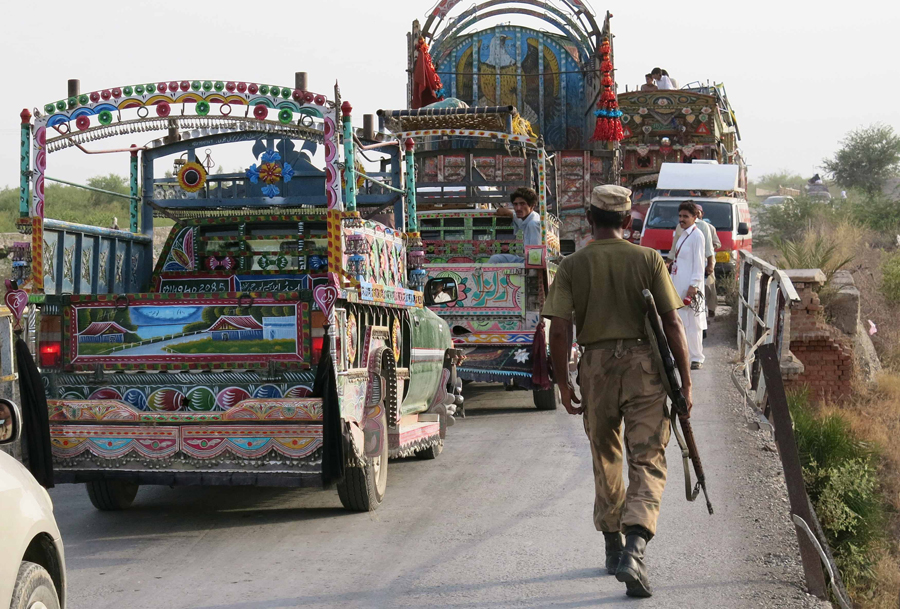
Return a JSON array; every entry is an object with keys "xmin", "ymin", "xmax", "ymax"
[
  {"xmin": 164, "ymin": 338, "xmax": 296, "ymax": 354},
  {"xmin": 771, "ymin": 231, "xmax": 855, "ymax": 282},
  {"xmin": 880, "ymin": 253, "xmax": 900, "ymax": 304},
  {"xmin": 788, "ymin": 388, "xmax": 896, "ymax": 603}
]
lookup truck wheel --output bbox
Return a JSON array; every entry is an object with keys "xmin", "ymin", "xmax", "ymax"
[
  {"xmin": 533, "ymin": 387, "xmax": 559, "ymax": 411},
  {"xmin": 415, "ymin": 440, "xmax": 443, "ymax": 460},
  {"xmin": 10, "ymin": 561, "xmax": 60, "ymax": 609},
  {"xmin": 86, "ymin": 479, "xmax": 139, "ymax": 511},
  {"xmin": 337, "ymin": 409, "xmax": 388, "ymax": 512}
]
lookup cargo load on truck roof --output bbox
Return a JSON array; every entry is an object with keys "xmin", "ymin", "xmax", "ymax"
[{"xmin": 656, "ymin": 162, "xmax": 744, "ymax": 193}]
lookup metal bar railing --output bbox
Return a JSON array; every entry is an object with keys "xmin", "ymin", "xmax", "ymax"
[{"xmin": 733, "ymin": 252, "xmax": 800, "ymax": 413}]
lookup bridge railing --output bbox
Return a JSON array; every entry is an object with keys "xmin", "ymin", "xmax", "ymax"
[
  {"xmin": 734, "ymin": 251, "xmax": 800, "ymax": 414},
  {"xmin": 733, "ymin": 253, "xmax": 852, "ymax": 607}
]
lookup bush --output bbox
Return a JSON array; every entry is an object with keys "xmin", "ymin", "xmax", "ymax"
[
  {"xmin": 771, "ymin": 233, "xmax": 854, "ymax": 281},
  {"xmin": 879, "ymin": 253, "xmax": 900, "ymax": 303},
  {"xmin": 845, "ymin": 190, "xmax": 900, "ymax": 232},
  {"xmin": 755, "ymin": 195, "xmax": 834, "ymax": 243},
  {"xmin": 788, "ymin": 389, "xmax": 887, "ymax": 596}
]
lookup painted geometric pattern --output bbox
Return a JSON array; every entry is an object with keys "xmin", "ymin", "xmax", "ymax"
[
  {"xmin": 48, "ymin": 398, "xmax": 323, "ymax": 422},
  {"xmin": 51, "ymin": 425, "xmax": 178, "ymax": 460},
  {"xmin": 53, "ymin": 384, "xmax": 315, "ymax": 415},
  {"xmin": 342, "ymin": 221, "xmax": 406, "ymax": 289},
  {"xmin": 50, "ymin": 424, "xmax": 323, "ymax": 462},
  {"xmin": 181, "ymin": 426, "xmax": 322, "ymax": 460},
  {"xmin": 425, "ymin": 265, "xmax": 525, "ymax": 313}
]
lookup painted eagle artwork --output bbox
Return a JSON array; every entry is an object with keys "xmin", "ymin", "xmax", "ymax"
[{"xmin": 449, "ymin": 30, "xmax": 566, "ymax": 147}]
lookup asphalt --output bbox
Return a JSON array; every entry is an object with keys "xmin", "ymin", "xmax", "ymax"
[{"xmin": 48, "ymin": 316, "xmax": 829, "ymax": 609}]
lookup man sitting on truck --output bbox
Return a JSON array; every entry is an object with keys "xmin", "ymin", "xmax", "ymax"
[{"xmin": 489, "ymin": 187, "xmax": 542, "ymax": 263}]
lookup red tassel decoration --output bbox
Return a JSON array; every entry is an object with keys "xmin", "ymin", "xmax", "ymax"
[{"xmin": 591, "ymin": 36, "xmax": 624, "ymax": 142}]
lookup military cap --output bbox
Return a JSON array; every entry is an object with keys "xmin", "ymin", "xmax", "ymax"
[{"xmin": 590, "ymin": 184, "xmax": 632, "ymax": 212}]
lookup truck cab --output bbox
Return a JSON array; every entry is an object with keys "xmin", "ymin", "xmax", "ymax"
[
  {"xmin": 639, "ymin": 162, "xmax": 751, "ymax": 274},
  {"xmin": 14, "ymin": 76, "xmax": 461, "ymax": 512}
]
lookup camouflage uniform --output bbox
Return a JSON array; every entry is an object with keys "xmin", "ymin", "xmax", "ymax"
[{"xmin": 580, "ymin": 344, "xmax": 670, "ymax": 536}]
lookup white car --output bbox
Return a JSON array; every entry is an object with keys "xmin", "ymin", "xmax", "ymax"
[{"xmin": 0, "ymin": 400, "xmax": 66, "ymax": 609}]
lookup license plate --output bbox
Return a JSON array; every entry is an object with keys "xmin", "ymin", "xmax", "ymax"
[{"xmin": 715, "ymin": 251, "xmax": 731, "ymax": 263}]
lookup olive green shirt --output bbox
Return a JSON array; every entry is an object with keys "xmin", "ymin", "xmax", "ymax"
[{"xmin": 542, "ymin": 238, "xmax": 683, "ymax": 344}]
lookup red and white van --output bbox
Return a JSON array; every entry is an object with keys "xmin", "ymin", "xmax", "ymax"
[{"xmin": 639, "ymin": 196, "xmax": 752, "ymax": 274}]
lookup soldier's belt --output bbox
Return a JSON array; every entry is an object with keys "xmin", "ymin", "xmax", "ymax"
[{"xmin": 581, "ymin": 337, "xmax": 648, "ymax": 351}]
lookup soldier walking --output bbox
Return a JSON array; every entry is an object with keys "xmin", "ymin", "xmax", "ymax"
[{"xmin": 542, "ymin": 185, "xmax": 694, "ymax": 598}]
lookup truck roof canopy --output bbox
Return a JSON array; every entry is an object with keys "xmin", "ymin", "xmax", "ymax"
[{"xmin": 656, "ymin": 162, "xmax": 743, "ymax": 192}]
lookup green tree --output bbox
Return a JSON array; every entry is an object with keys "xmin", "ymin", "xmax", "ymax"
[
  {"xmin": 823, "ymin": 124, "xmax": 900, "ymax": 195},
  {"xmin": 86, "ymin": 174, "xmax": 129, "ymax": 206}
]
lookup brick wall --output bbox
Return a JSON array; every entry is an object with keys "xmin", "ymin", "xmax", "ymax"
[{"xmin": 784, "ymin": 272, "xmax": 854, "ymax": 401}]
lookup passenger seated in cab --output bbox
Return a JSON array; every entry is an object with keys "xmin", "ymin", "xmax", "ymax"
[{"xmin": 489, "ymin": 187, "xmax": 542, "ymax": 263}]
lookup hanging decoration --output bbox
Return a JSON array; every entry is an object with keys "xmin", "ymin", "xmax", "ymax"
[
  {"xmin": 592, "ymin": 37, "xmax": 624, "ymax": 142},
  {"xmin": 177, "ymin": 161, "xmax": 207, "ymax": 193},
  {"xmin": 246, "ymin": 149, "xmax": 295, "ymax": 198},
  {"xmin": 411, "ymin": 36, "xmax": 445, "ymax": 109}
]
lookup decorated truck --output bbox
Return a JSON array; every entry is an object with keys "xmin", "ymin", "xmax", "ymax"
[
  {"xmin": 377, "ymin": 106, "xmax": 561, "ymax": 410},
  {"xmin": 617, "ymin": 82, "xmax": 746, "ymax": 243},
  {"xmin": 10, "ymin": 75, "xmax": 462, "ymax": 512},
  {"xmin": 405, "ymin": 0, "xmax": 621, "ymax": 249}
]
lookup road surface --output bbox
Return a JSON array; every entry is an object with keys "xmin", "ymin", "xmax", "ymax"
[{"xmin": 49, "ymin": 318, "xmax": 827, "ymax": 608}]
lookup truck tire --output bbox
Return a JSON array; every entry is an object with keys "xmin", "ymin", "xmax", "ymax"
[
  {"xmin": 414, "ymin": 440, "xmax": 443, "ymax": 460},
  {"xmin": 533, "ymin": 387, "xmax": 559, "ymax": 411},
  {"xmin": 86, "ymin": 479, "xmax": 139, "ymax": 511},
  {"xmin": 337, "ymin": 408, "xmax": 388, "ymax": 512},
  {"xmin": 10, "ymin": 561, "xmax": 60, "ymax": 609}
]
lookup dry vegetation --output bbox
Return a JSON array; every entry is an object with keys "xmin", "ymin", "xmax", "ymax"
[{"xmin": 761, "ymin": 209, "xmax": 900, "ymax": 606}]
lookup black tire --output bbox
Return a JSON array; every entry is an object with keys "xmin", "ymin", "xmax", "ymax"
[
  {"xmin": 414, "ymin": 440, "xmax": 443, "ymax": 460},
  {"xmin": 337, "ymin": 410, "xmax": 388, "ymax": 511},
  {"xmin": 86, "ymin": 479, "xmax": 139, "ymax": 511},
  {"xmin": 533, "ymin": 387, "xmax": 559, "ymax": 410},
  {"xmin": 10, "ymin": 561, "xmax": 60, "ymax": 609}
]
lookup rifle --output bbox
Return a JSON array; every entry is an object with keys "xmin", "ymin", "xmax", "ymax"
[{"xmin": 642, "ymin": 289, "xmax": 714, "ymax": 515}]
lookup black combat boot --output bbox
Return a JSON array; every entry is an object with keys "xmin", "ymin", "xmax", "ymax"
[
  {"xmin": 602, "ymin": 531, "xmax": 624, "ymax": 575},
  {"xmin": 615, "ymin": 527, "xmax": 652, "ymax": 597}
]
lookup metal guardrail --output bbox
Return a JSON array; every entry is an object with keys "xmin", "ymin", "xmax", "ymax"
[
  {"xmin": 734, "ymin": 254, "xmax": 852, "ymax": 607},
  {"xmin": 733, "ymin": 252, "xmax": 800, "ymax": 415}
]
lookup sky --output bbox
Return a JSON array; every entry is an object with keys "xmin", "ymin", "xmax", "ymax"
[{"xmin": 1, "ymin": 0, "xmax": 897, "ymax": 192}]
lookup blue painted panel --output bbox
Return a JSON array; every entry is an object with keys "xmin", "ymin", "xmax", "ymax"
[{"xmin": 433, "ymin": 26, "xmax": 585, "ymax": 151}]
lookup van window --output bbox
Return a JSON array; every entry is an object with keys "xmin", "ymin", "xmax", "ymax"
[{"xmin": 646, "ymin": 201, "xmax": 733, "ymax": 231}]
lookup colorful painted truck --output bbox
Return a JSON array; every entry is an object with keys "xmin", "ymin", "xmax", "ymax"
[
  {"xmin": 11, "ymin": 76, "xmax": 462, "ymax": 512},
  {"xmin": 617, "ymin": 82, "xmax": 746, "ymax": 243},
  {"xmin": 377, "ymin": 106, "xmax": 561, "ymax": 410},
  {"xmin": 406, "ymin": 0, "xmax": 619, "ymax": 249}
]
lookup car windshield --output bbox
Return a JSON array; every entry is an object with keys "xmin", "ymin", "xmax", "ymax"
[{"xmin": 646, "ymin": 201, "xmax": 733, "ymax": 231}]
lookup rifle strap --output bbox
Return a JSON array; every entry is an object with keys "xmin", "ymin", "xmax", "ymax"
[{"xmin": 664, "ymin": 400, "xmax": 698, "ymax": 502}]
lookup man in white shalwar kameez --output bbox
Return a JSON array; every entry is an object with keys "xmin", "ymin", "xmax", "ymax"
[{"xmin": 670, "ymin": 201, "xmax": 707, "ymax": 369}]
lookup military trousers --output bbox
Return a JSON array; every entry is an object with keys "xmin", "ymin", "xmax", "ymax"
[{"xmin": 580, "ymin": 344, "xmax": 670, "ymax": 537}]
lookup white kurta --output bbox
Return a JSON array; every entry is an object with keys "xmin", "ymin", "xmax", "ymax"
[{"xmin": 671, "ymin": 225, "xmax": 707, "ymax": 363}]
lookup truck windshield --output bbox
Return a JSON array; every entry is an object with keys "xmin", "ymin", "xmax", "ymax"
[{"xmin": 646, "ymin": 201, "xmax": 733, "ymax": 231}]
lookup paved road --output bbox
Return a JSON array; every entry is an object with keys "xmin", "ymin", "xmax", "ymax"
[
  {"xmin": 102, "ymin": 332, "xmax": 205, "ymax": 356},
  {"xmin": 49, "ymin": 319, "xmax": 826, "ymax": 608}
]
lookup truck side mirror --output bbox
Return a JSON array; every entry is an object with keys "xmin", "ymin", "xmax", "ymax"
[
  {"xmin": 737, "ymin": 222, "xmax": 749, "ymax": 235},
  {"xmin": 0, "ymin": 399, "xmax": 22, "ymax": 445},
  {"xmin": 631, "ymin": 217, "xmax": 644, "ymax": 234},
  {"xmin": 424, "ymin": 277, "xmax": 459, "ymax": 306}
]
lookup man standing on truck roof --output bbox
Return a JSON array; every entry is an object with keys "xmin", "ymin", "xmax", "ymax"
[
  {"xmin": 542, "ymin": 184, "xmax": 693, "ymax": 598},
  {"xmin": 488, "ymin": 187, "xmax": 542, "ymax": 263}
]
